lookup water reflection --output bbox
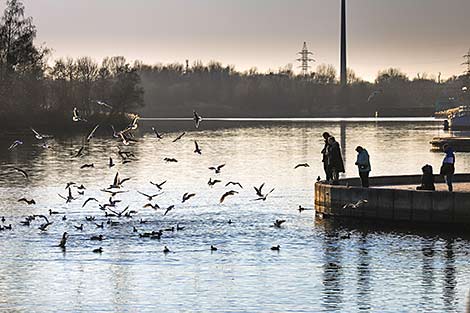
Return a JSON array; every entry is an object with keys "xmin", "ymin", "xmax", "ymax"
[
  {"xmin": 356, "ymin": 233, "xmax": 371, "ymax": 311},
  {"xmin": 0, "ymin": 120, "xmax": 469, "ymax": 312},
  {"xmin": 321, "ymin": 226, "xmax": 343, "ymax": 312}
]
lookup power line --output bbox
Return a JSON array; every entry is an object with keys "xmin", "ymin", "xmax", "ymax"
[
  {"xmin": 462, "ymin": 48, "xmax": 470, "ymax": 76},
  {"xmin": 296, "ymin": 42, "xmax": 315, "ymax": 76}
]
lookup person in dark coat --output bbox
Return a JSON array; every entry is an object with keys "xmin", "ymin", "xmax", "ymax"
[
  {"xmin": 416, "ymin": 164, "xmax": 435, "ymax": 191},
  {"xmin": 327, "ymin": 136, "xmax": 345, "ymax": 184},
  {"xmin": 321, "ymin": 132, "xmax": 332, "ymax": 181}
]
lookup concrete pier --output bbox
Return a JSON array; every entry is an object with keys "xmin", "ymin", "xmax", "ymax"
[{"xmin": 314, "ymin": 174, "xmax": 470, "ymax": 225}]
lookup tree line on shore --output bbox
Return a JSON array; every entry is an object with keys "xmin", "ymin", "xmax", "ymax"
[{"xmin": 0, "ymin": 0, "xmax": 469, "ymax": 130}]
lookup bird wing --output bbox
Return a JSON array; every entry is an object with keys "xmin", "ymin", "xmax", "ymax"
[
  {"xmin": 86, "ymin": 124, "xmax": 100, "ymax": 141},
  {"xmin": 217, "ymin": 164, "xmax": 226, "ymax": 171},
  {"xmin": 31, "ymin": 127, "xmax": 40, "ymax": 137},
  {"xmin": 138, "ymin": 191, "xmax": 150, "ymax": 198},
  {"xmin": 13, "ymin": 167, "xmax": 28, "ymax": 179}
]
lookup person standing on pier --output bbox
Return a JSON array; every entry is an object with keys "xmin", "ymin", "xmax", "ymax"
[
  {"xmin": 327, "ymin": 136, "xmax": 345, "ymax": 184},
  {"xmin": 440, "ymin": 144, "xmax": 455, "ymax": 192},
  {"xmin": 355, "ymin": 146, "xmax": 371, "ymax": 187},
  {"xmin": 321, "ymin": 132, "xmax": 332, "ymax": 181}
]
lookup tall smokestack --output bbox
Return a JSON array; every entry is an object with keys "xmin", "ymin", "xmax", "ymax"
[{"xmin": 340, "ymin": 0, "xmax": 347, "ymax": 87}]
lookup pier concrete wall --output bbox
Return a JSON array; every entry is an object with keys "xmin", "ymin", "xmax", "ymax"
[{"xmin": 314, "ymin": 174, "xmax": 470, "ymax": 225}]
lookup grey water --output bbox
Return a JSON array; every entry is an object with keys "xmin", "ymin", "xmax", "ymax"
[{"xmin": 0, "ymin": 119, "xmax": 469, "ymax": 313}]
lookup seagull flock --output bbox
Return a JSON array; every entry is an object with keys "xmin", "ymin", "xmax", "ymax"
[{"xmin": 2, "ymin": 106, "xmax": 319, "ymax": 255}]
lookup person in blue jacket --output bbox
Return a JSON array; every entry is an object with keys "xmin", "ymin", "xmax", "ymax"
[
  {"xmin": 355, "ymin": 146, "xmax": 371, "ymax": 187},
  {"xmin": 440, "ymin": 144, "xmax": 455, "ymax": 192}
]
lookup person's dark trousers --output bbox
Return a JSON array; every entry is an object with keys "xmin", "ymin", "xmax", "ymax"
[
  {"xmin": 445, "ymin": 173, "xmax": 453, "ymax": 192},
  {"xmin": 359, "ymin": 171, "xmax": 370, "ymax": 187},
  {"xmin": 323, "ymin": 163, "xmax": 332, "ymax": 181},
  {"xmin": 331, "ymin": 168, "xmax": 339, "ymax": 184}
]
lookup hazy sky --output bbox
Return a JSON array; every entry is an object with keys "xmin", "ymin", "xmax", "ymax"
[{"xmin": 4, "ymin": 0, "xmax": 470, "ymax": 81}]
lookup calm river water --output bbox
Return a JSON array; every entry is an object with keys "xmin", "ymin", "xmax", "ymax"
[{"xmin": 0, "ymin": 119, "xmax": 469, "ymax": 312}]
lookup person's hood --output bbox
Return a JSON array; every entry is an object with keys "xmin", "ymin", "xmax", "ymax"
[{"xmin": 445, "ymin": 147, "xmax": 455, "ymax": 156}]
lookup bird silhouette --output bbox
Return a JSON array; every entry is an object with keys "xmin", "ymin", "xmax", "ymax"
[
  {"xmin": 273, "ymin": 219, "xmax": 286, "ymax": 228},
  {"xmin": 172, "ymin": 132, "xmax": 186, "ymax": 142},
  {"xmin": 208, "ymin": 178, "xmax": 221, "ymax": 187},
  {"xmin": 193, "ymin": 110, "xmax": 203, "ymax": 128},
  {"xmin": 18, "ymin": 198, "xmax": 36, "ymax": 205},
  {"xmin": 225, "ymin": 181, "xmax": 243, "ymax": 189},
  {"xmin": 143, "ymin": 203, "xmax": 160, "ymax": 210},
  {"xmin": 194, "ymin": 140, "xmax": 202, "ymax": 154},
  {"xmin": 13, "ymin": 167, "xmax": 28, "ymax": 179},
  {"xmin": 82, "ymin": 198, "xmax": 98, "ymax": 208},
  {"xmin": 342, "ymin": 199, "xmax": 368, "ymax": 209},
  {"xmin": 8, "ymin": 140, "xmax": 23, "ymax": 150},
  {"xmin": 163, "ymin": 205, "xmax": 175, "ymax": 216},
  {"xmin": 220, "ymin": 190, "xmax": 238, "ymax": 203},
  {"xmin": 90, "ymin": 235, "xmax": 104, "ymax": 241},
  {"xmin": 58, "ymin": 232, "xmax": 68, "ymax": 248},
  {"xmin": 138, "ymin": 191, "xmax": 162, "ymax": 201},
  {"xmin": 182, "ymin": 192, "xmax": 196, "ymax": 203},
  {"xmin": 271, "ymin": 245, "xmax": 280, "ymax": 251},
  {"xmin": 86, "ymin": 124, "xmax": 100, "ymax": 142},
  {"xmin": 294, "ymin": 163, "xmax": 310, "ymax": 169},
  {"xmin": 150, "ymin": 180, "xmax": 167, "ymax": 190},
  {"xmin": 209, "ymin": 164, "xmax": 225, "ymax": 174},
  {"xmin": 151, "ymin": 127, "xmax": 163, "ymax": 139},
  {"xmin": 72, "ymin": 107, "xmax": 87, "ymax": 122},
  {"xmin": 93, "ymin": 247, "xmax": 103, "ymax": 253}
]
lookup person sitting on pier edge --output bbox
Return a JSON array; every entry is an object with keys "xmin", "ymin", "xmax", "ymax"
[
  {"xmin": 416, "ymin": 164, "xmax": 435, "ymax": 191},
  {"xmin": 321, "ymin": 132, "xmax": 332, "ymax": 181},
  {"xmin": 327, "ymin": 136, "xmax": 344, "ymax": 185},
  {"xmin": 440, "ymin": 144, "xmax": 455, "ymax": 192},
  {"xmin": 355, "ymin": 146, "xmax": 371, "ymax": 187}
]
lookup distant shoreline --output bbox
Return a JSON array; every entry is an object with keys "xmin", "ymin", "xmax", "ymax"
[{"xmin": 140, "ymin": 116, "xmax": 444, "ymax": 122}]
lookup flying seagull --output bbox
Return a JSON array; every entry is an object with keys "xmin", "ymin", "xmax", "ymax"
[
  {"xmin": 8, "ymin": 140, "xmax": 23, "ymax": 150},
  {"xmin": 209, "ymin": 164, "xmax": 225, "ymax": 174},
  {"xmin": 194, "ymin": 140, "xmax": 202, "ymax": 154},
  {"xmin": 31, "ymin": 127, "xmax": 52, "ymax": 140},
  {"xmin": 151, "ymin": 127, "xmax": 163, "ymax": 139},
  {"xmin": 182, "ymin": 192, "xmax": 196, "ymax": 203},
  {"xmin": 220, "ymin": 190, "xmax": 238, "ymax": 203},
  {"xmin": 86, "ymin": 124, "xmax": 100, "ymax": 142},
  {"xmin": 193, "ymin": 110, "xmax": 203, "ymax": 129},
  {"xmin": 137, "ymin": 191, "xmax": 162, "ymax": 201},
  {"xmin": 208, "ymin": 178, "xmax": 221, "ymax": 187},
  {"xmin": 95, "ymin": 100, "xmax": 113, "ymax": 109},
  {"xmin": 150, "ymin": 180, "xmax": 167, "ymax": 190},
  {"xmin": 72, "ymin": 107, "xmax": 87, "ymax": 122},
  {"xmin": 294, "ymin": 163, "xmax": 310, "ymax": 169},
  {"xmin": 342, "ymin": 199, "xmax": 368, "ymax": 209},
  {"xmin": 13, "ymin": 167, "xmax": 28, "ymax": 179},
  {"xmin": 172, "ymin": 132, "xmax": 186, "ymax": 142},
  {"xmin": 163, "ymin": 205, "xmax": 175, "ymax": 216},
  {"xmin": 164, "ymin": 157, "xmax": 178, "ymax": 163},
  {"xmin": 225, "ymin": 181, "xmax": 243, "ymax": 189},
  {"xmin": 18, "ymin": 198, "xmax": 36, "ymax": 205}
]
